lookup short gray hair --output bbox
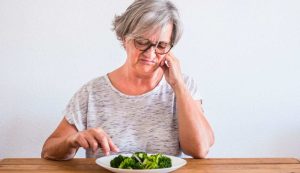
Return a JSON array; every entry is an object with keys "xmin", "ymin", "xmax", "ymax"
[{"xmin": 113, "ymin": 0, "xmax": 183, "ymax": 46}]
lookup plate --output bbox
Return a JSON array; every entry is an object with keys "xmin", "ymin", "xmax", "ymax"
[{"xmin": 95, "ymin": 154, "xmax": 187, "ymax": 173}]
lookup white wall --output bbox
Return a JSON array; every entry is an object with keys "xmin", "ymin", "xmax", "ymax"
[{"xmin": 0, "ymin": 0, "xmax": 299, "ymax": 158}]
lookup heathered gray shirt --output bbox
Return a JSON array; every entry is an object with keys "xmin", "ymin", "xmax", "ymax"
[{"xmin": 64, "ymin": 74, "xmax": 201, "ymax": 158}]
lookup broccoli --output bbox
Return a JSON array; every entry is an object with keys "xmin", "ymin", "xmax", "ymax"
[
  {"xmin": 119, "ymin": 158, "xmax": 137, "ymax": 169},
  {"xmin": 158, "ymin": 155, "xmax": 172, "ymax": 168},
  {"xmin": 132, "ymin": 152, "xmax": 147, "ymax": 162},
  {"xmin": 143, "ymin": 158, "xmax": 159, "ymax": 169},
  {"xmin": 110, "ymin": 152, "xmax": 172, "ymax": 169},
  {"xmin": 110, "ymin": 155, "xmax": 127, "ymax": 168}
]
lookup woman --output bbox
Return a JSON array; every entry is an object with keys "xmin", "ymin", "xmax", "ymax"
[{"xmin": 41, "ymin": 0, "xmax": 214, "ymax": 160}]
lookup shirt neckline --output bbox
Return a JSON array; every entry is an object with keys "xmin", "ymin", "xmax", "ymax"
[{"xmin": 104, "ymin": 74, "xmax": 165, "ymax": 98}]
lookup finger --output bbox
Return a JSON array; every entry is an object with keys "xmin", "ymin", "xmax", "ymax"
[
  {"xmin": 98, "ymin": 136, "xmax": 110, "ymax": 156},
  {"xmin": 165, "ymin": 53, "xmax": 180, "ymax": 70},
  {"xmin": 107, "ymin": 137, "xmax": 119, "ymax": 153},
  {"xmin": 92, "ymin": 129, "xmax": 111, "ymax": 156},
  {"xmin": 84, "ymin": 133, "xmax": 99, "ymax": 152},
  {"xmin": 160, "ymin": 57, "xmax": 166, "ymax": 66},
  {"xmin": 164, "ymin": 54, "xmax": 174, "ymax": 67},
  {"xmin": 75, "ymin": 133, "xmax": 89, "ymax": 149},
  {"xmin": 161, "ymin": 63, "xmax": 169, "ymax": 74}
]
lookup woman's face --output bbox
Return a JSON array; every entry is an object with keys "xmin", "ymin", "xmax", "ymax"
[{"xmin": 124, "ymin": 23, "xmax": 173, "ymax": 77}]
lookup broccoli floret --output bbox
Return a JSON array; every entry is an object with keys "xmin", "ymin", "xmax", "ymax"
[
  {"xmin": 142, "ymin": 154, "xmax": 160, "ymax": 169},
  {"xmin": 153, "ymin": 153, "xmax": 162, "ymax": 163},
  {"xmin": 143, "ymin": 158, "xmax": 159, "ymax": 169},
  {"xmin": 132, "ymin": 162, "xmax": 144, "ymax": 169},
  {"xmin": 132, "ymin": 152, "xmax": 147, "ymax": 162},
  {"xmin": 143, "ymin": 153, "xmax": 171, "ymax": 169},
  {"xmin": 110, "ymin": 155, "xmax": 127, "ymax": 168},
  {"xmin": 158, "ymin": 156, "xmax": 172, "ymax": 168},
  {"xmin": 119, "ymin": 157, "xmax": 141, "ymax": 169}
]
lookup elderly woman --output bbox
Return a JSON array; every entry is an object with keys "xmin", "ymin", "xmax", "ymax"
[{"xmin": 41, "ymin": 0, "xmax": 214, "ymax": 160}]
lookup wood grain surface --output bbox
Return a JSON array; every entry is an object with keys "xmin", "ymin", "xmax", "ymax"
[{"xmin": 0, "ymin": 158, "xmax": 299, "ymax": 173}]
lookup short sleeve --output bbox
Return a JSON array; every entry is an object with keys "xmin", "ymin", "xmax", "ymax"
[
  {"xmin": 183, "ymin": 75, "xmax": 202, "ymax": 102},
  {"xmin": 63, "ymin": 84, "xmax": 89, "ymax": 131}
]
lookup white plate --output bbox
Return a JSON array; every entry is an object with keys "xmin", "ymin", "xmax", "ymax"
[{"xmin": 95, "ymin": 154, "xmax": 187, "ymax": 173}]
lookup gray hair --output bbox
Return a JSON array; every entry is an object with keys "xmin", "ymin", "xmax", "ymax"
[{"xmin": 113, "ymin": 0, "xmax": 183, "ymax": 46}]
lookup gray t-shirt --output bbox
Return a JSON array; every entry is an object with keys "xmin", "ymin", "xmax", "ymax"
[{"xmin": 64, "ymin": 74, "xmax": 201, "ymax": 158}]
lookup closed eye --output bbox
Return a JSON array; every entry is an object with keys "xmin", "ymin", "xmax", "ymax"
[
  {"xmin": 157, "ymin": 42, "xmax": 169, "ymax": 49},
  {"xmin": 135, "ymin": 39, "xmax": 150, "ymax": 46}
]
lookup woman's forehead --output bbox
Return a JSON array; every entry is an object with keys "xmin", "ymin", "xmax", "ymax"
[{"xmin": 142, "ymin": 23, "xmax": 173, "ymax": 42}]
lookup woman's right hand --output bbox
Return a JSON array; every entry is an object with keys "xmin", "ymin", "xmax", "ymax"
[
  {"xmin": 67, "ymin": 127, "xmax": 119, "ymax": 156},
  {"xmin": 42, "ymin": 118, "xmax": 120, "ymax": 160}
]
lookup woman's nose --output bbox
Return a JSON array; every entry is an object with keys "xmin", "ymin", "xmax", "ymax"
[{"xmin": 143, "ymin": 46, "xmax": 156, "ymax": 58}]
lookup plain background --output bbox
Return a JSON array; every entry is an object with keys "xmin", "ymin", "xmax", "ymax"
[{"xmin": 0, "ymin": 0, "xmax": 299, "ymax": 158}]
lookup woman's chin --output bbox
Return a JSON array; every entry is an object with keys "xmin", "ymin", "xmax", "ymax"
[
  {"xmin": 132, "ymin": 62, "xmax": 162, "ymax": 76},
  {"xmin": 136, "ymin": 66, "xmax": 157, "ymax": 76}
]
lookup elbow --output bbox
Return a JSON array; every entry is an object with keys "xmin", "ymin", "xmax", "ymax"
[
  {"xmin": 190, "ymin": 139, "xmax": 214, "ymax": 159},
  {"xmin": 41, "ymin": 145, "xmax": 46, "ymax": 158},
  {"xmin": 41, "ymin": 150, "xmax": 69, "ymax": 161},
  {"xmin": 192, "ymin": 147, "xmax": 209, "ymax": 159},
  {"xmin": 41, "ymin": 147, "xmax": 58, "ymax": 160},
  {"xmin": 41, "ymin": 150, "xmax": 49, "ymax": 160},
  {"xmin": 41, "ymin": 148, "xmax": 51, "ymax": 160},
  {"xmin": 41, "ymin": 139, "xmax": 52, "ymax": 160},
  {"xmin": 182, "ymin": 143, "xmax": 211, "ymax": 159},
  {"xmin": 41, "ymin": 145, "xmax": 76, "ymax": 161}
]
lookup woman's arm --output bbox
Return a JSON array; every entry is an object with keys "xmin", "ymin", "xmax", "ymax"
[
  {"xmin": 41, "ymin": 118, "xmax": 79, "ymax": 160},
  {"xmin": 41, "ymin": 118, "xmax": 119, "ymax": 160},
  {"xmin": 162, "ymin": 52, "xmax": 214, "ymax": 158},
  {"xmin": 174, "ymin": 85, "xmax": 214, "ymax": 158}
]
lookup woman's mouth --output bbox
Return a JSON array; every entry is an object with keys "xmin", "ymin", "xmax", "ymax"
[{"xmin": 139, "ymin": 59, "xmax": 155, "ymax": 65}]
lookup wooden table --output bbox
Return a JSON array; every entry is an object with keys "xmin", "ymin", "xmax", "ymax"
[{"xmin": 0, "ymin": 158, "xmax": 300, "ymax": 173}]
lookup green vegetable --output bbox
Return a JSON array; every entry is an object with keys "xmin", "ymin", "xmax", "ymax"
[
  {"xmin": 110, "ymin": 152, "xmax": 172, "ymax": 169},
  {"xmin": 158, "ymin": 155, "xmax": 172, "ymax": 168},
  {"xmin": 119, "ymin": 157, "xmax": 142, "ymax": 169},
  {"xmin": 110, "ymin": 155, "xmax": 127, "ymax": 168},
  {"xmin": 132, "ymin": 152, "xmax": 147, "ymax": 162}
]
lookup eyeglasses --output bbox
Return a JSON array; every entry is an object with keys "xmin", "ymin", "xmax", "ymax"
[{"xmin": 133, "ymin": 37, "xmax": 173, "ymax": 55}]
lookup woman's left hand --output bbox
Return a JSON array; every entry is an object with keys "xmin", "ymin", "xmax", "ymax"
[{"xmin": 160, "ymin": 52, "xmax": 184, "ymax": 89}]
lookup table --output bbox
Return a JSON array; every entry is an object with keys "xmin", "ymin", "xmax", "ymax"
[{"xmin": 0, "ymin": 158, "xmax": 300, "ymax": 173}]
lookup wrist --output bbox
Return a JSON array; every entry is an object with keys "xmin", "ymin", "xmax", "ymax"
[
  {"xmin": 172, "ymin": 80, "xmax": 187, "ymax": 95},
  {"xmin": 66, "ymin": 134, "xmax": 79, "ymax": 149}
]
